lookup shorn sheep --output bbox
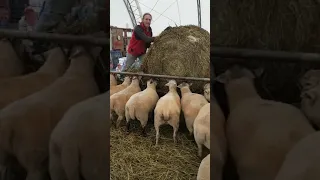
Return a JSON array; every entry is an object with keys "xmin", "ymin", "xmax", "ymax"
[
  {"xmin": 110, "ymin": 76, "xmax": 131, "ymax": 96},
  {"xmin": 299, "ymin": 69, "xmax": 320, "ymax": 92},
  {"xmin": 299, "ymin": 70, "xmax": 320, "ymax": 129},
  {"xmin": 300, "ymin": 85, "xmax": 320, "ymax": 129},
  {"xmin": 110, "ymin": 75, "xmax": 142, "ymax": 128},
  {"xmin": 197, "ymin": 154, "xmax": 210, "ymax": 180},
  {"xmin": 0, "ymin": 39, "xmax": 24, "ymax": 79},
  {"xmin": 0, "ymin": 46, "xmax": 101, "ymax": 180},
  {"xmin": 178, "ymin": 82, "xmax": 208, "ymax": 135},
  {"xmin": 154, "ymin": 79, "xmax": 181, "ymax": 145},
  {"xmin": 274, "ymin": 131, "xmax": 320, "ymax": 180},
  {"xmin": 0, "ymin": 47, "xmax": 68, "ymax": 109},
  {"xmin": 125, "ymin": 78, "xmax": 159, "ymax": 136},
  {"xmin": 110, "ymin": 73, "xmax": 117, "ymax": 86},
  {"xmin": 203, "ymin": 83, "xmax": 210, "ymax": 102},
  {"xmin": 49, "ymin": 92, "xmax": 109, "ymax": 180},
  {"xmin": 215, "ymin": 65, "xmax": 315, "ymax": 180}
]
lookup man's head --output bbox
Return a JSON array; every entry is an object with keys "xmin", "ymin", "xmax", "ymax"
[{"xmin": 142, "ymin": 13, "xmax": 152, "ymax": 28}]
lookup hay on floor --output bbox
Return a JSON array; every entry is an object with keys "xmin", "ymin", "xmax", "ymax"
[{"xmin": 110, "ymin": 122, "xmax": 201, "ymax": 180}]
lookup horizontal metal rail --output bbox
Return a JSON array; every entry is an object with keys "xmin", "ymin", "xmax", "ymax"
[
  {"xmin": 110, "ymin": 71, "xmax": 210, "ymax": 82},
  {"xmin": 0, "ymin": 29, "xmax": 109, "ymax": 46},
  {"xmin": 211, "ymin": 47, "xmax": 320, "ymax": 63}
]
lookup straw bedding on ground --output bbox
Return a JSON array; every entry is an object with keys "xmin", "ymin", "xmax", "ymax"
[{"xmin": 110, "ymin": 121, "xmax": 201, "ymax": 180}]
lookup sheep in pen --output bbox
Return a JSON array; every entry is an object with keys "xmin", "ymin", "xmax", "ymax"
[{"xmin": 0, "ymin": 32, "xmax": 109, "ymax": 180}]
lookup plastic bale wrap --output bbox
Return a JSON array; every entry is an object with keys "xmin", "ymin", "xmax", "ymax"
[
  {"xmin": 128, "ymin": 25, "xmax": 210, "ymax": 96},
  {"xmin": 211, "ymin": 0, "xmax": 320, "ymax": 105}
]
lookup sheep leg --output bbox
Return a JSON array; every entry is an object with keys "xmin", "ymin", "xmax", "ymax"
[
  {"xmin": 116, "ymin": 115, "xmax": 124, "ymax": 129},
  {"xmin": 125, "ymin": 122, "xmax": 131, "ymax": 135},
  {"xmin": 17, "ymin": 149, "xmax": 49, "ymax": 180},
  {"xmin": 173, "ymin": 126, "xmax": 178, "ymax": 144},
  {"xmin": 0, "ymin": 150, "xmax": 8, "ymax": 180},
  {"xmin": 140, "ymin": 114, "xmax": 148, "ymax": 137},
  {"xmin": 196, "ymin": 142, "xmax": 203, "ymax": 158},
  {"xmin": 125, "ymin": 111, "xmax": 131, "ymax": 135},
  {"xmin": 49, "ymin": 142, "xmax": 67, "ymax": 180},
  {"xmin": 0, "ymin": 150, "xmax": 19, "ymax": 180},
  {"xmin": 154, "ymin": 120, "xmax": 160, "ymax": 146},
  {"xmin": 155, "ymin": 126, "xmax": 160, "ymax": 146}
]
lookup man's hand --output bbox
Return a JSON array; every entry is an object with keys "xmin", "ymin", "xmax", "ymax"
[{"xmin": 153, "ymin": 36, "xmax": 158, "ymax": 42}]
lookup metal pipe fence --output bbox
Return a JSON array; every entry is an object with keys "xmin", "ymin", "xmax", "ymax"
[
  {"xmin": 211, "ymin": 47, "xmax": 320, "ymax": 63},
  {"xmin": 0, "ymin": 29, "xmax": 109, "ymax": 46},
  {"xmin": 110, "ymin": 71, "xmax": 210, "ymax": 82}
]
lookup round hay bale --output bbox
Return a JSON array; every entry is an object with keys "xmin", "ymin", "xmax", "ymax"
[
  {"xmin": 129, "ymin": 25, "xmax": 210, "ymax": 94},
  {"xmin": 110, "ymin": 123, "xmax": 202, "ymax": 180}
]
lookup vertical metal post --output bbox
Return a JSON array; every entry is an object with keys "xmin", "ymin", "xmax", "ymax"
[{"xmin": 197, "ymin": 0, "xmax": 201, "ymax": 28}]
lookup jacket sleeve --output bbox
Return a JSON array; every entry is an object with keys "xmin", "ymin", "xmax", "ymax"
[{"xmin": 134, "ymin": 25, "xmax": 154, "ymax": 44}]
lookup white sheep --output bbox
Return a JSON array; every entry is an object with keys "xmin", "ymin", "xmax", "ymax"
[
  {"xmin": 274, "ymin": 131, "xmax": 320, "ymax": 180},
  {"xmin": 300, "ymin": 85, "xmax": 320, "ymax": 129},
  {"xmin": 110, "ymin": 75, "xmax": 141, "ymax": 128},
  {"xmin": 0, "ymin": 39, "xmax": 24, "ymax": 78},
  {"xmin": 125, "ymin": 78, "xmax": 159, "ymax": 136},
  {"xmin": 203, "ymin": 83, "xmax": 210, "ymax": 102},
  {"xmin": 193, "ymin": 103, "xmax": 210, "ymax": 157},
  {"xmin": 154, "ymin": 79, "xmax": 181, "ymax": 145},
  {"xmin": 0, "ymin": 47, "xmax": 68, "ymax": 109},
  {"xmin": 110, "ymin": 73, "xmax": 117, "ymax": 86},
  {"xmin": 299, "ymin": 69, "xmax": 320, "ymax": 92},
  {"xmin": 0, "ymin": 46, "xmax": 101, "ymax": 180},
  {"xmin": 299, "ymin": 70, "xmax": 320, "ymax": 129},
  {"xmin": 49, "ymin": 92, "xmax": 109, "ymax": 180},
  {"xmin": 110, "ymin": 76, "xmax": 131, "ymax": 96},
  {"xmin": 197, "ymin": 154, "xmax": 210, "ymax": 180},
  {"xmin": 178, "ymin": 82, "xmax": 208, "ymax": 135},
  {"xmin": 215, "ymin": 65, "xmax": 315, "ymax": 180}
]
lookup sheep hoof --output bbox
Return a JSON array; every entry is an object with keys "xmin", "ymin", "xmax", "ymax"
[{"xmin": 126, "ymin": 131, "xmax": 130, "ymax": 135}]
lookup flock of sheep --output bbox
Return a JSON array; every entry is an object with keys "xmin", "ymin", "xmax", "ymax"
[
  {"xmin": 211, "ymin": 65, "xmax": 320, "ymax": 180},
  {"xmin": 109, "ymin": 73, "xmax": 211, "ymax": 180},
  {"xmin": 2, "ymin": 34, "xmax": 320, "ymax": 180},
  {"xmin": 0, "ymin": 39, "xmax": 107, "ymax": 180}
]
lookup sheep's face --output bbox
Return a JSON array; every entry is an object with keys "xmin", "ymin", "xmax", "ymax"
[
  {"xmin": 147, "ymin": 78, "xmax": 158, "ymax": 87},
  {"xmin": 177, "ymin": 82, "xmax": 192, "ymax": 89},
  {"xmin": 203, "ymin": 83, "xmax": 210, "ymax": 101},
  {"xmin": 124, "ymin": 76, "xmax": 131, "ymax": 83},
  {"xmin": 301, "ymin": 87, "xmax": 320, "ymax": 126},
  {"xmin": 299, "ymin": 70, "xmax": 320, "ymax": 92},
  {"xmin": 165, "ymin": 80, "xmax": 177, "ymax": 87},
  {"xmin": 215, "ymin": 65, "xmax": 263, "ymax": 84}
]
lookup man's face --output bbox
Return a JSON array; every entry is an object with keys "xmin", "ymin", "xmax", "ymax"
[{"xmin": 143, "ymin": 15, "xmax": 152, "ymax": 28}]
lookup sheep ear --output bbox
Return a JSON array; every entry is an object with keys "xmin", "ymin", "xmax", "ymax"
[
  {"xmin": 253, "ymin": 68, "xmax": 264, "ymax": 77},
  {"xmin": 189, "ymin": 83, "xmax": 193, "ymax": 87},
  {"xmin": 177, "ymin": 83, "xmax": 183, "ymax": 88},
  {"xmin": 215, "ymin": 73, "xmax": 228, "ymax": 84}
]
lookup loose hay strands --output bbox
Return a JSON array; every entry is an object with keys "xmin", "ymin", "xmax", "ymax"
[
  {"xmin": 128, "ymin": 25, "xmax": 210, "ymax": 93},
  {"xmin": 110, "ymin": 123, "xmax": 201, "ymax": 180},
  {"xmin": 142, "ymin": 25, "xmax": 210, "ymax": 78}
]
